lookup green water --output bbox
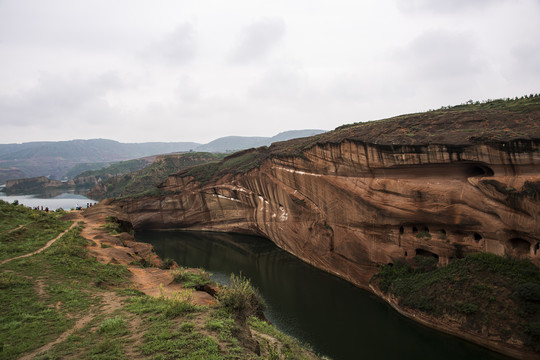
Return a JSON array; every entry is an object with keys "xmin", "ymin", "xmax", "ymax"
[{"xmin": 136, "ymin": 230, "xmax": 511, "ymax": 360}]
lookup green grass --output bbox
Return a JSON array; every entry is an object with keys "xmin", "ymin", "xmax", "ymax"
[
  {"xmin": 373, "ymin": 252, "xmax": 540, "ymax": 350},
  {"xmin": 97, "ymin": 152, "xmax": 226, "ymax": 199},
  {"xmin": 179, "ymin": 150, "xmax": 268, "ymax": 185},
  {"xmin": 171, "ymin": 267, "xmax": 212, "ymax": 289},
  {"xmin": 0, "ymin": 200, "xmax": 71, "ymax": 261},
  {"xmin": 218, "ymin": 273, "xmax": 267, "ymax": 321},
  {"xmin": 0, "ymin": 202, "xmax": 320, "ymax": 359}
]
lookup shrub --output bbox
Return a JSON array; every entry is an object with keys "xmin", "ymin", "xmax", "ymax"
[
  {"xmin": 171, "ymin": 268, "xmax": 212, "ymax": 289},
  {"xmin": 514, "ymin": 283, "xmax": 540, "ymax": 302},
  {"xmin": 98, "ymin": 316, "xmax": 127, "ymax": 335},
  {"xmin": 416, "ymin": 230, "xmax": 431, "ymax": 239},
  {"xmin": 218, "ymin": 273, "xmax": 266, "ymax": 320},
  {"xmin": 455, "ymin": 301, "xmax": 479, "ymax": 315}
]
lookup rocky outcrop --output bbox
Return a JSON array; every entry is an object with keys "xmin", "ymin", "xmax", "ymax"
[
  {"xmin": 112, "ymin": 99, "xmax": 540, "ymax": 357},
  {"xmin": 117, "ymin": 139, "xmax": 540, "ymax": 284},
  {"xmin": 5, "ymin": 176, "xmax": 74, "ymax": 194}
]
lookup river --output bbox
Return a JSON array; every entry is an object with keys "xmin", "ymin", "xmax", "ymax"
[{"xmin": 137, "ymin": 230, "xmax": 511, "ymax": 360}]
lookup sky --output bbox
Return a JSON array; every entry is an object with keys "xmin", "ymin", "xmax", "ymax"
[{"xmin": 0, "ymin": 0, "xmax": 539, "ymax": 144}]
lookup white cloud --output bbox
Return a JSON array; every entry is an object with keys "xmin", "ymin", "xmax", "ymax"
[
  {"xmin": 395, "ymin": 29, "xmax": 483, "ymax": 81},
  {"xmin": 0, "ymin": 72, "xmax": 123, "ymax": 128},
  {"xmin": 144, "ymin": 23, "xmax": 197, "ymax": 65},
  {"xmin": 397, "ymin": 0, "xmax": 507, "ymax": 13},
  {"xmin": 0, "ymin": 1, "xmax": 538, "ymax": 144},
  {"xmin": 230, "ymin": 18, "xmax": 285, "ymax": 63}
]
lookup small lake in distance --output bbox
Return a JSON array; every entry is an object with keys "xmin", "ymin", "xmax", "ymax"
[
  {"xmin": 137, "ymin": 230, "xmax": 511, "ymax": 360},
  {"xmin": 0, "ymin": 188, "xmax": 97, "ymax": 210}
]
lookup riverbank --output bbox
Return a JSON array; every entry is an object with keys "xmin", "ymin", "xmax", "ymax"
[
  {"xmin": 0, "ymin": 200, "xmax": 322, "ymax": 359},
  {"xmin": 369, "ymin": 256, "xmax": 540, "ymax": 360}
]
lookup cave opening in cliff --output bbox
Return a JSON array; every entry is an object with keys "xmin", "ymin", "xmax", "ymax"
[
  {"xmin": 466, "ymin": 164, "xmax": 494, "ymax": 177},
  {"xmin": 415, "ymin": 248, "xmax": 439, "ymax": 260},
  {"xmin": 412, "ymin": 226, "xmax": 418, "ymax": 234},
  {"xmin": 508, "ymin": 238, "xmax": 530, "ymax": 256},
  {"xmin": 473, "ymin": 233, "xmax": 482, "ymax": 242},
  {"xmin": 399, "ymin": 226, "xmax": 404, "ymax": 234}
]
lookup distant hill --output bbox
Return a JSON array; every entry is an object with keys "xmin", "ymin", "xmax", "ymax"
[
  {"xmin": 0, "ymin": 130, "xmax": 326, "ymax": 184},
  {"xmin": 0, "ymin": 139, "xmax": 200, "ymax": 183},
  {"xmin": 194, "ymin": 130, "xmax": 326, "ymax": 152},
  {"xmin": 87, "ymin": 152, "xmax": 226, "ymax": 200}
]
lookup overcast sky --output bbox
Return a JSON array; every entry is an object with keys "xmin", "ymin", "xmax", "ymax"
[{"xmin": 1, "ymin": 0, "xmax": 539, "ymax": 144}]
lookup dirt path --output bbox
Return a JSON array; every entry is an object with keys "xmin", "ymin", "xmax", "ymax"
[
  {"xmin": 79, "ymin": 205, "xmax": 216, "ymax": 306},
  {"xmin": 19, "ymin": 290, "xmax": 125, "ymax": 360},
  {"xmin": 0, "ymin": 222, "xmax": 77, "ymax": 266},
  {"xmin": 17, "ymin": 206, "xmax": 216, "ymax": 359}
]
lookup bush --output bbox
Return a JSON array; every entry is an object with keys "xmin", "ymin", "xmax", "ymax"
[
  {"xmin": 455, "ymin": 301, "xmax": 479, "ymax": 315},
  {"xmin": 171, "ymin": 268, "xmax": 212, "ymax": 289},
  {"xmin": 514, "ymin": 283, "xmax": 540, "ymax": 302},
  {"xmin": 218, "ymin": 273, "xmax": 266, "ymax": 320},
  {"xmin": 98, "ymin": 316, "xmax": 127, "ymax": 335}
]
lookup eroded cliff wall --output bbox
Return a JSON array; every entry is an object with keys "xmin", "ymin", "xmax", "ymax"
[{"xmin": 116, "ymin": 139, "xmax": 540, "ymax": 288}]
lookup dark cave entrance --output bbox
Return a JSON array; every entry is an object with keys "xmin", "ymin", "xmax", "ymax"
[
  {"xmin": 508, "ymin": 238, "xmax": 531, "ymax": 257},
  {"xmin": 466, "ymin": 165, "xmax": 494, "ymax": 177}
]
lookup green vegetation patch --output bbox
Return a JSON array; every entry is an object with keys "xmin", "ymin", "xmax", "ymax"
[
  {"xmin": 0, "ymin": 200, "xmax": 71, "ymax": 261},
  {"xmin": 180, "ymin": 149, "xmax": 268, "ymax": 185},
  {"xmin": 0, "ymin": 203, "xmax": 319, "ymax": 359},
  {"xmin": 171, "ymin": 267, "xmax": 212, "ymax": 289},
  {"xmin": 219, "ymin": 273, "xmax": 267, "ymax": 321},
  {"xmin": 269, "ymin": 95, "xmax": 540, "ymax": 158},
  {"xmin": 372, "ymin": 252, "xmax": 540, "ymax": 350},
  {"xmin": 0, "ymin": 221, "xmax": 129, "ymax": 359},
  {"xmin": 99, "ymin": 152, "xmax": 226, "ymax": 199}
]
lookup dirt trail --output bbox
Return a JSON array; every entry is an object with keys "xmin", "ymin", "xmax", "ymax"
[
  {"xmin": 0, "ymin": 222, "xmax": 77, "ymax": 266},
  {"xmin": 19, "ymin": 291, "xmax": 124, "ymax": 360},
  {"xmin": 78, "ymin": 205, "xmax": 216, "ymax": 305},
  {"xmin": 17, "ymin": 206, "xmax": 216, "ymax": 359}
]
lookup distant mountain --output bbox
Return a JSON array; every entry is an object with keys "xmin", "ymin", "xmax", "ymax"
[
  {"xmin": 0, "ymin": 139, "xmax": 200, "ymax": 183},
  {"xmin": 194, "ymin": 129, "xmax": 326, "ymax": 153},
  {"xmin": 194, "ymin": 136, "xmax": 268, "ymax": 153},
  {"xmin": 0, "ymin": 139, "xmax": 200, "ymax": 162},
  {"xmin": 0, "ymin": 130, "xmax": 326, "ymax": 184}
]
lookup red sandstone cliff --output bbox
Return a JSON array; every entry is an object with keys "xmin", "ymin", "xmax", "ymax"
[{"xmin": 113, "ymin": 98, "xmax": 540, "ymax": 358}]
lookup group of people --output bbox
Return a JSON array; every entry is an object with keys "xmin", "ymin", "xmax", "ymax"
[
  {"xmin": 33, "ymin": 206, "xmax": 49, "ymax": 212},
  {"xmin": 75, "ymin": 203, "xmax": 96, "ymax": 210},
  {"xmin": 31, "ymin": 202, "xmax": 97, "ymax": 212}
]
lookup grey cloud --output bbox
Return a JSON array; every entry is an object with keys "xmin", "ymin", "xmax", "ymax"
[
  {"xmin": 509, "ymin": 43, "xmax": 540, "ymax": 84},
  {"xmin": 0, "ymin": 72, "xmax": 123, "ymax": 128},
  {"xmin": 395, "ymin": 30, "xmax": 482, "ymax": 81},
  {"xmin": 146, "ymin": 23, "xmax": 196, "ymax": 65},
  {"xmin": 247, "ymin": 66, "xmax": 317, "ymax": 105},
  {"xmin": 397, "ymin": 0, "xmax": 507, "ymax": 13},
  {"xmin": 231, "ymin": 18, "xmax": 285, "ymax": 63}
]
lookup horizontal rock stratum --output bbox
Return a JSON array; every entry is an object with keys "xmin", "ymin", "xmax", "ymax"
[{"xmin": 113, "ymin": 97, "xmax": 540, "ymax": 358}]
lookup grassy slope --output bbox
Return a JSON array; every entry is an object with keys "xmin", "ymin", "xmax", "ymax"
[
  {"xmin": 75, "ymin": 158, "xmax": 153, "ymax": 179},
  {"xmin": 176, "ymin": 95, "xmax": 540, "ymax": 185},
  {"xmin": 99, "ymin": 152, "xmax": 226, "ymax": 199},
  {"xmin": 0, "ymin": 201, "xmax": 318, "ymax": 359},
  {"xmin": 372, "ymin": 253, "xmax": 540, "ymax": 352},
  {"xmin": 0, "ymin": 201, "xmax": 71, "ymax": 261}
]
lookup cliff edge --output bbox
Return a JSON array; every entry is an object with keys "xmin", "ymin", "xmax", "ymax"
[{"xmin": 114, "ymin": 96, "xmax": 540, "ymax": 358}]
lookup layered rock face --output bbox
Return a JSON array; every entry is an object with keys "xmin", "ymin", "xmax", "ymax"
[{"xmin": 116, "ymin": 137, "xmax": 540, "ymax": 288}]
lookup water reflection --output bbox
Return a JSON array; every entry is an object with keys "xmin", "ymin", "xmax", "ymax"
[{"xmin": 137, "ymin": 230, "xmax": 511, "ymax": 360}]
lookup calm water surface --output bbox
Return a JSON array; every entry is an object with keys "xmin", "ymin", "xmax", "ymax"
[
  {"xmin": 137, "ymin": 230, "xmax": 511, "ymax": 360},
  {"xmin": 0, "ymin": 189, "xmax": 96, "ymax": 210}
]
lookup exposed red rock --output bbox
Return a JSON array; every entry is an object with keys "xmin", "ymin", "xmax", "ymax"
[{"xmin": 112, "ymin": 98, "xmax": 540, "ymax": 358}]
